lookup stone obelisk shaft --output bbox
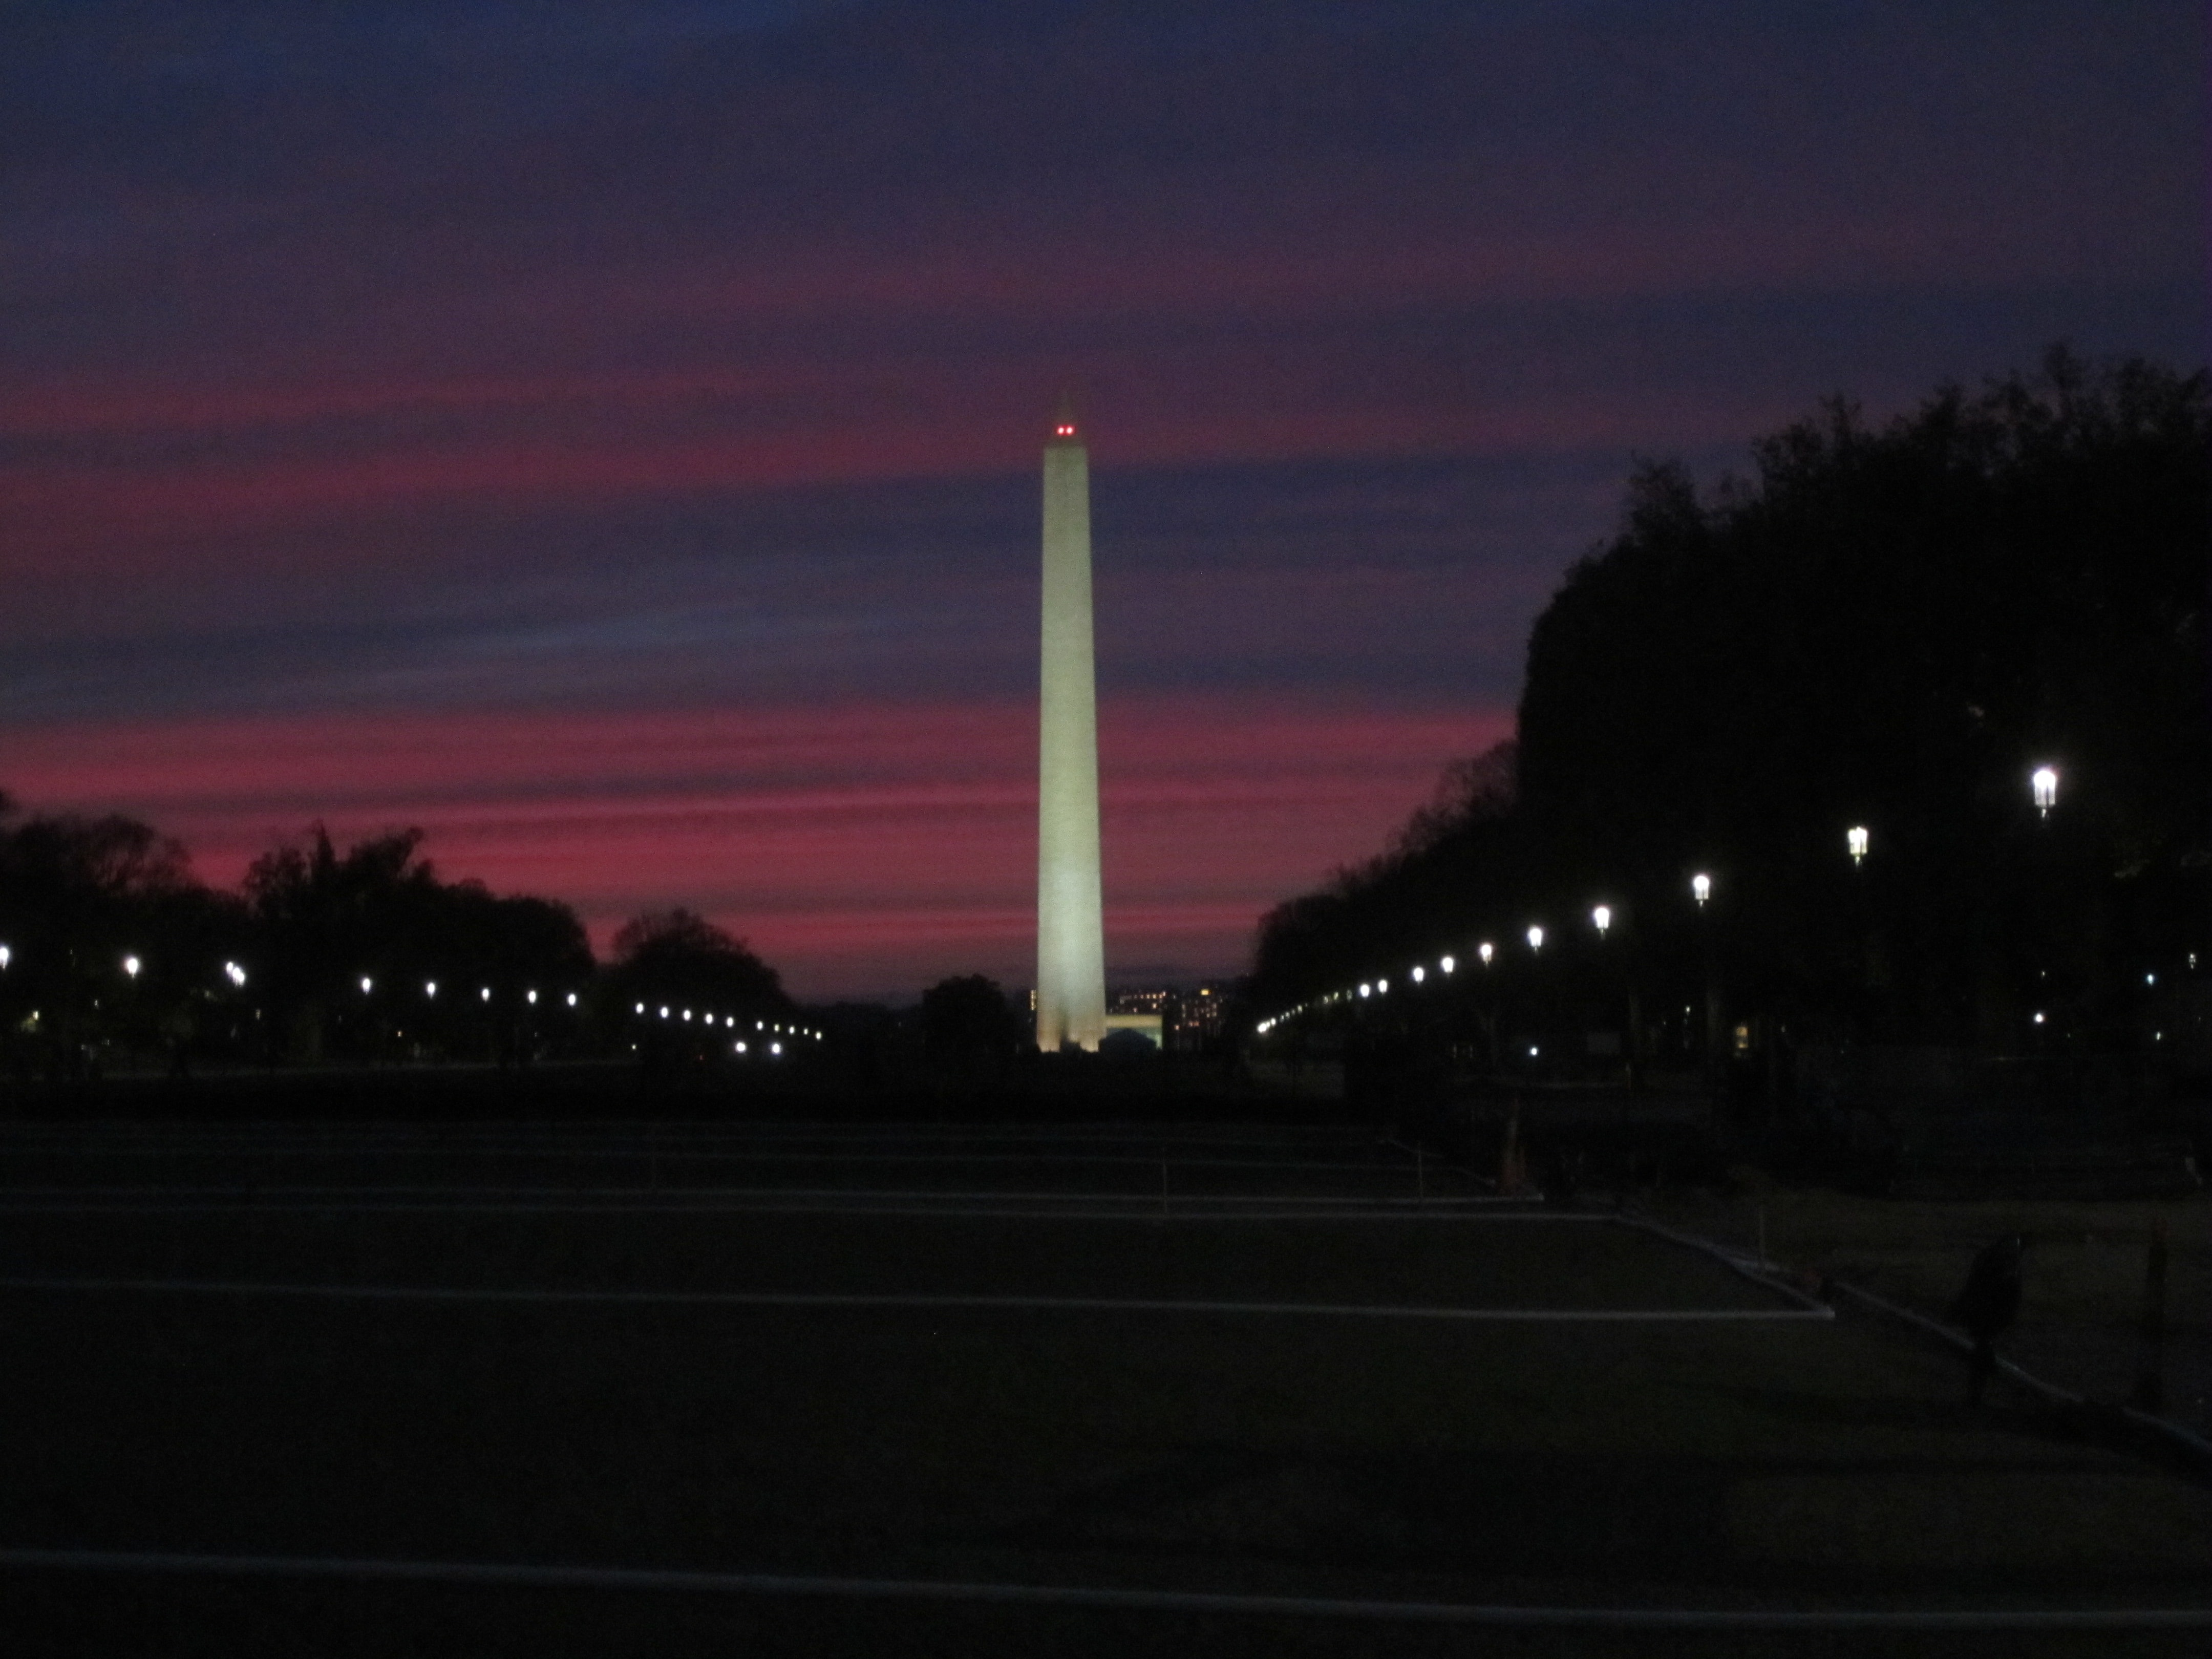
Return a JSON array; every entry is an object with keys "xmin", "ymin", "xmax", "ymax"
[{"xmin": 1035, "ymin": 420, "xmax": 1107, "ymax": 1052}]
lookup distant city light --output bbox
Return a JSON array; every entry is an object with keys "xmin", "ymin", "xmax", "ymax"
[
  {"xmin": 225, "ymin": 962, "xmax": 248, "ymax": 987},
  {"xmin": 359, "ymin": 975, "xmax": 373, "ymax": 994},
  {"xmin": 1691, "ymin": 873, "xmax": 1711, "ymax": 906},
  {"xmin": 1358, "ymin": 983, "xmax": 1372, "ymax": 998},
  {"xmin": 2033, "ymin": 1012, "xmax": 2045, "ymax": 1025},
  {"xmin": 1526, "ymin": 926, "xmax": 1544, "ymax": 951},
  {"xmin": 567, "ymin": 992, "xmax": 578, "ymax": 1007},
  {"xmin": 683, "ymin": 1009, "xmax": 692, "ymax": 1022},
  {"xmin": 770, "ymin": 1042, "xmax": 782, "ymax": 1056},
  {"xmin": 0, "ymin": 944, "xmax": 11, "ymax": 969},
  {"xmin": 1376, "ymin": 978, "xmax": 1389, "ymax": 994},
  {"xmin": 2032, "ymin": 765, "xmax": 2059, "ymax": 815},
  {"xmin": 1847, "ymin": 825, "xmax": 1869, "ymax": 864},
  {"xmin": 735, "ymin": 1040, "xmax": 748, "ymax": 1054},
  {"xmin": 480, "ymin": 987, "xmax": 492, "ymax": 1002},
  {"xmin": 659, "ymin": 1006, "xmax": 670, "ymax": 1019},
  {"xmin": 123, "ymin": 954, "xmax": 142, "ymax": 978},
  {"xmin": 526, "ymin": 989, "xmax": 538, "ymax": 1005},
  {"xmin": 1478, "ymin": 942, "xmax": 1494, "ymax": 965},
  {"xmin": 425, "ymin": 980, "xmax": 437, "ymax": 998},
  {"xmin": 1410, "ymin": 966, "xmax": 1425, "ymax": 984},
  {"xmin": 1592, "ymin": 905, "xmax": 1612, "ymax": 936},
  {"xmin": 1440, "ymin": 955, "xmax": 1455, "ymax": 974},
  {"xmin": 635, "ymin": 1002, "xmax": 645, "ymax": 1014},
  {"xmin": 1528, "ymin": 1045, "xmax": 1539, "ymax": 1057},
  {"xmin": 2146, "ymin": 973, "xmax": 2156, "ymax": 986}
]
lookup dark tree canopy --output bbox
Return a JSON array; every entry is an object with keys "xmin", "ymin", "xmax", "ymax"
[
  {"xmin": 1253, "ymin": 351, "xmax": 2210, "ymax": 1047},
  {"xmin": 3, "ymin": 812, "xmax": 605, "ymax": 1072},
  {"xmin": 919, "ymin": 974, "xmax": 1026, "ymax": 1060},
  {"xmin": 604, "ymin": 907, "xmax": 789, "ymax": 1019}
]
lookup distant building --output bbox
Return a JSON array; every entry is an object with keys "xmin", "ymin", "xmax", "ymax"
[{"xmin": 1109, "ymin": 984, "xmax": 1230, "ymax": 1052}]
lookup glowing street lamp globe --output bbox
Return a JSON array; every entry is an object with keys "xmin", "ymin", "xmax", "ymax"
[
  {"xmin": 1440, "ymin": 955, "xmax": 1456, "ymax": 974},
  {"xmin": 1410, "ymin": 965, "xmax": 1425, "ymax": 984},
  {"xmin": 123, "ymin": 954, "xmax": 142, "ymax": 979},
  {"xmin": 1691, "ymin": 873, "xmax": 1711, "ymax": 907},
  {"xmin": 1846, "ymin": 825, "xmax": 1869, "ymax": 865},
  {"xmin": 1592, "ymin": 905, "xmax": 1612, "ymax": 937},
  {"xmin": 1478, "ymin": 942, "xmax": 1494, "ymax": 965},
  {"xmin": 2032, "ymin": 765, "xmax": 2058, "ymax": 816},
  {"xmin": 1526, "ymin": 925, "xmax": 1544, "ymax": 951}
]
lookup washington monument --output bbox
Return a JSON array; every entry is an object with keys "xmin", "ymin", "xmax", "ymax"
[{"xmin": 1035, "ymin": 402, "xmax": 1107, "ymax": 1051}]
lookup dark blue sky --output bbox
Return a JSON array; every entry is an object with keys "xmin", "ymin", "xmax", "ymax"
[{"xmin": 2, "ymin": 1, "xmax": 2202, "ymax": 995}]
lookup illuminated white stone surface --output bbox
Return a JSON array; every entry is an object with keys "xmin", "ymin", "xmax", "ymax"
[{"xmin": 1035, "ymin": 411, "xmax": 1107, "ymax": 1052}]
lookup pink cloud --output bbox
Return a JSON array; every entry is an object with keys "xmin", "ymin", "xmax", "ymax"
[{"xmin": 1, "ymin": 697, "xmax": 1510, "ymax": 996}]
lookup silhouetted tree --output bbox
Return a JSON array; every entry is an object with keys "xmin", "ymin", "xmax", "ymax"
[
  {"xmin": 244, "ymin": 824, "xmax": 592, "ymax": 1063},
  {"xmin": 1253, "ymin": 350, "xmax": 2210, "ymax": 1055},
  {"xmin": 0, "ymin": 806, "xmax": 244, "ymax": 1075},
  {"xmin": 601, "ymin": 909, "xmax": 791, "ymax": 1062},
  {"xmin": 920, "ymin": 974, "xmax": 1025, "ymax": 1061}
]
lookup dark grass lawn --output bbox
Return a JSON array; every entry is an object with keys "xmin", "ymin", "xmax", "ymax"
[
  {"xmin": 0, "ymin": 1207, "xmax": 1770, "ymax": 1307},
  {"xmin": 1, "ymin": 1122, "xmax": 2208, "ymax": 1654}
]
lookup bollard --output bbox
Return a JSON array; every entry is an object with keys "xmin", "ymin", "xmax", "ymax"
[{"xmin": 2132, "ymin": 1220, "xmax": 2169, "ymax": 1414}]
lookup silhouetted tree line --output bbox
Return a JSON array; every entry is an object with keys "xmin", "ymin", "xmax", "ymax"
[
  {"xmin": 0, "ymin": 801, "xmax": 791, "ymax": 1078},
  {"xmin": 1253, "ymin": 351, "xmax": 2209, "ymax": 1059}
]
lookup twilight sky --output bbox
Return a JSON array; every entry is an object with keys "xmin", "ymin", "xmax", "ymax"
[{"xmin": 2, "ymin": 1, "xmax": 2202, "ymax": 999}]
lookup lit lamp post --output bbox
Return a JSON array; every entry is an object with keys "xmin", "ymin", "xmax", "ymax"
[
  {"xmin": 1478, "ymin": 942, "xmax": 1494, "ymax": 966},
  {"xmin": 1526, "ymin": 925, "xmax": 1544, "ymax": 952},
  {"xmin": 2032, "ymin": 765, "xmax": 2058, "ymax": 819},
  {"xmin": 1691, "ymin": 872, "xmax": 1719, "ymax": 1089},
  {"xmin": 1847, "ymin": 825, "xmax": 1869, "ymax": 866},
  {"xmin": 1591, "ymin": 905, "xmax": 1612, "ymax": 938}
]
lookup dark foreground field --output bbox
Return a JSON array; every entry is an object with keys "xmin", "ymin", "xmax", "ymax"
[{"xmin": 0, "ymin": 1119, "xmax": 2206, "ymax": 1656}]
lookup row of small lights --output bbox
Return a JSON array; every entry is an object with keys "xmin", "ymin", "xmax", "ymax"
[
  {"xmin": 1, "ymin": 946, "xmax": 587, "ymax": 1010},
  {"xmin": 1255, "ymin": 908, "xmax": 1608, "ymax": 1037},
  {"xmin": 1259, "ymin": 768, "xmax": 2073, "ymax": 1037},
  {"xmin": 631, "ymin": 1002, "xmax": 824, "ymax": 1056},
  {"xmin": 0, "ymin": 945, "xmax": 839, "ymax": 1057}
]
